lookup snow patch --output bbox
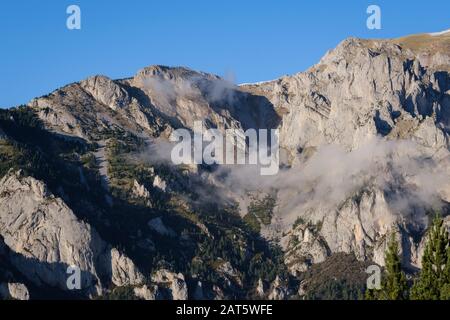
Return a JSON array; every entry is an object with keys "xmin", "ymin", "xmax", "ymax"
[
  {"xmin": 429, "ymin": 29, "xmax": 450, "ymax": 36},
  {"xmin": 239, "ymin": 77, "xmax": 282, "ymax": 86}
]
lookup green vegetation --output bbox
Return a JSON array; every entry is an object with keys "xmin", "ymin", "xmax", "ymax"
[
  {"xmin": 307, "ymin": 279, "xmax": 363, "ymax": 300},
  {"xmin": 243, "ymin": 194, "xmax": 276, "ymax": 233},
  {"xmin": 83, "ymin": 119, "xmax": 288, "ymax": 298},
  {"xmin": 365, "ymin": 234, "xmax": 408, "ymax": 300},
  {"xmin": 367, "ymin": 214, "xmax": 450, "ymax": 300},
  {"xmin": 243, "ymin": 212, "xmax": 262, "ymax": 233},
  {"xmin": 298, "ymin": 253, "xmax": 370, "ymax": 300},
  {"xmin": 99, "ymin": 286, "xmax": 138, "ymax": 300},
  {"xmin": 292, "ymin": 217, "xmax": 306, "ymax": 229}
]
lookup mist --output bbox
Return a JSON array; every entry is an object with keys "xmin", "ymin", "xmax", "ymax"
[
  {"xmin": 137, "ymin": 71, "xmax": 450, "ymax": 229},
  {"xmin": 138, "ymin": 134, "xmax": 450, "ymax": 228}
]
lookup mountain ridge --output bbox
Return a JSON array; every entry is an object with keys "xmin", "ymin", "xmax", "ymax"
[{"xmin": 0, "ymin": 31, "xmax": 449, "ymax": 300}]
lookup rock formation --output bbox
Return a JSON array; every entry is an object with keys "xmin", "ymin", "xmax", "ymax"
[{"xmin": 0, "ymin": 30, "xmax": 449, "ymax": 299}]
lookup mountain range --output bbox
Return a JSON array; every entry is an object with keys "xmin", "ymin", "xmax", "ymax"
[{"xmin": 0, "ymin": 29, "xmax": 449, "ymax": 300}]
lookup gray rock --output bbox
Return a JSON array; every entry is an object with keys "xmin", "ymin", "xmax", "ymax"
[
  {"xmin": 255, "ymin": 278, "xmax": 265, "ymax": 297},
  {"xmin": 0, "ymin": 171, "xmax": 144, "ymax": 297},
  {"xmin": 80, "ymin": 75, "xmax": 130, "ymax": 111},
  {"xmin": 151, "ymin": 269, "xmax": 188, "ymax": 300},
  {"xmin": 283, "ymin": 224, "xmax": 329, "ymax": 275},
  {"xmin": 268, "ymin": 276, "xmax": 288, "ymax": 300},
  {"xmin": 153, "ymin": 175, "xmax": 167, "ymax": 192},
  {"xmin": 110, "ymin": 248, "xmax": 145, "ymax": 287},
  {"xmin": 3, "ymin": 30, "xmax": 448, "ymax": 295},
  {"xmin": 148, "ymin": 217, "xmax": 176, "ymax": 237},
  {"xmin": 0, "ymin": 282, "xmax": 30, "ymax": 300},
  {"xmin": 132, "ymin": 180, "xmax": 152, "ymax": 207},
  {"xmin": 133, "ymin": 284, "xmax": 158, "ymax": 300}
]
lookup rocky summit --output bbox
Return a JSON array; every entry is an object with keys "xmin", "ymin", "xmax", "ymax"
[{"xmin": 0, "ymin": 30, "xmax": 449, "ymax": 300}]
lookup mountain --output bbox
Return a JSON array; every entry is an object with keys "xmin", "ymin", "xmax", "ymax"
[{"xmin": 0, "ymin": 30, "xmax": 449, "ymax": 300}]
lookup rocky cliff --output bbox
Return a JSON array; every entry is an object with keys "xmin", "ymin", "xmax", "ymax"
[{"xmin": 0, "ymin": 30, "xmax": 449, "ymax": 299}]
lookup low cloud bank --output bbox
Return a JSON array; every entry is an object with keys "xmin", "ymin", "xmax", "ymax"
[{"xmin": 139, "ymin": 136, "xmax": 450, "ymax": 226}]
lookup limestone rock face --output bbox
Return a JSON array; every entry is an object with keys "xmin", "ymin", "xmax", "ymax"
[
  {"xmin": 0, "ymin": 282, "xmax": 30, "ymax": 300},
  {"xmin": 267, "ymin": 276, "xmax": 288, "ymax": 300},
  {"xmin": 153, "ymin": 175, "xmax": 167, "ymax": 192},
  {"xmin": 132, "ymin": 180, "xmax": 151, "ymax": 199},
  {"xmin": 393, "ymin": 31, "xmax": 450, "ymax": 72},
  {"xmin": 255, "ymin": 278, "xmax": 265, "ymax": 297},
  {"xmin": 29, "ymin": 80, "xmax": 163, "ymax": 140},
  {"xmin": 0, "ymin": 171, "xmax": 105, "ymax": 295},
  {"xmin": 110, "ymin": 248, "xmax": 145, "ymax": 287},
  {"xmin": 80, "ymin": 75, "xmax": 160, "ymax": 132},
  {"xmin": 132, "ymin": 180, "xmax": 152, "ymax": 206},
  {"xmin": 1, "ymin": 30, "xmax": 449, "ymax": 297},
  {"xmin": 133, "ymin": 284, "xmax": 158, "ymax": 300},
  {"xmin": 215, "ymin": 260, "xmax": 242, "ymax": 287},
  {"xmin": 126, "ymin": 65, "xmax": 279, "ymax": 133},
  {"xmin": 151, "ymin": 269, "xmax": 188, "ymax": 300},
  {"xmin": 0, "ymin": 171, "xmax": 144, "ymax": 296},
  {"xmin": 283, "ymin": 224, "xmax": 329, "ymax": 275},
  {"xmin": 80, "ymin": 76, "xmax": 131, "ymax": 111},
  {"xmin": 243, "ymin": 38, "xmax": 449, "ymax": 153},
  {"xmin": 243, "ymin": 37, "xmax": 450, "ymax": 269}
]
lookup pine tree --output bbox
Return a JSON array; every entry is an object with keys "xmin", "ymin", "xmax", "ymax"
[
  {"xmin": 365, "ymin": 233, "xmax": 408, "ymax": 300},
  {"xmin": 381, "ymin": 234, "xmax": 408, "ymax": 299},
  {"xmin": 365, "ymin": 287, "xmax": 377, "ymax": 300},
  {"xmin": 411, "ymin": 215, "xmax": 450, "ymax": 300},
  {"xmin": 441, "ymin": 242, "xmax": 450, "ymax": 299}
]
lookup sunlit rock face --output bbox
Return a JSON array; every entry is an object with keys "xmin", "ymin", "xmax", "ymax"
[{"xmin": 0, "ymin": 30, "xmax": 448, "ymax": 299}]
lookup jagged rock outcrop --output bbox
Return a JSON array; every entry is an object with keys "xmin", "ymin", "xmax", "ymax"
[
  {"xmin": 267, "ymin": 276, "xmax": 288, "ymax": 300},
  {"xmin": 153, "ymin": 175, "xmax": 167, "ymax": 192},
  {"xmin": 243, "ymin": 37, "xmax": 449, "ymax": 154},
  {"xmin": 110, "ymin": 248, "xmax": 145, "ymax": 287},
  {"xmin": 215, "ymin": 260, "xmax": 243, "ymax": 287},
  {"xmin": 124, "ymin": 65, "xmax": 279, "ymax": 132},
  {"xmin": 0, "ymin": 282, "xmax": 30, "ymax": 300},
  {"xmin": 393, "ymin": 30, "xmax": 450, "ymax": 72},
  {"xmin": 133, "ymin": 284, "xmax": 159, "ymax": 300},
  {"xmin": 80, "ymin": 76, "xmax": 131, "ymax": 111},
  {"xmin": 0, "ymin": 171, "xmax": 105, "ymax": 295},
  {"xmin": 255, "ymin": 278, "xmax": 265, "ymax": 297},
  {"xmin": 212, "ymin": 285, "xmax": 225, "ymax": 300},
  {"xmin": 283, "ymin": 224, "xmax": 329, "ymax": 275},
  {"xmin": 29, "ymin": 77, "xmax": 163, "ymax": 140},
  {"xmin": 151, "ymin": 269, "xmax": 188, "ymax": 300},
  {"xmin": 131, "ymin": 180, "xmax": 152, "ymax": 206},
  {"xmin": 1, "ymin": 29, "xmax": 449, "ymax": 298},
  {"xmin": 243, "ymin": 36, "xmax": 450, "ymax": 269}
]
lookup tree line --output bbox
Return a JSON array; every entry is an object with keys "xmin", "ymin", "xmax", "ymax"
[{"xmin": 366, "ymin": 215, "xmax": 450, "ymax": 300}]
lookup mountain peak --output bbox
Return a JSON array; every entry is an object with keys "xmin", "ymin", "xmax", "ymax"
[{"xmin": 134, "ymin": 65, "xmax": 218, "ymax": 82}]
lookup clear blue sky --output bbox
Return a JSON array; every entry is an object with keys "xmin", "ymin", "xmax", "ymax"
[{"xmin": 0, "ymin": 0, "xmax": 449, "ymax": 108}]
